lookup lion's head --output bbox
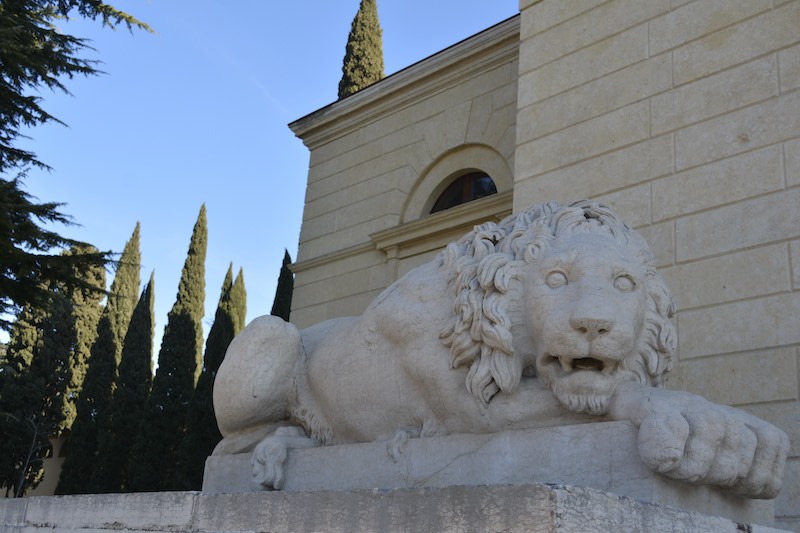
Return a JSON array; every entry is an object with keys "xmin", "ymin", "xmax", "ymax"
[{"xmin": 439, "ymin": 200, "xmax": 676, "ymax": 414}]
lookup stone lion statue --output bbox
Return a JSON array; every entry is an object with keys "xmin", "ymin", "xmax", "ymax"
[{"xmin": 213, "ymin": 200, "xmax": 789, "ymax": 497}]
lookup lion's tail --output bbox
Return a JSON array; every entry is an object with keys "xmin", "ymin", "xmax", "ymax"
[{"xmin": 213, "ymin": 315, "xmax": 302, "ymax": 438}]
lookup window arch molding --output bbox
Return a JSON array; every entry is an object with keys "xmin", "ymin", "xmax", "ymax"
[{"xmin": 401, "ymin": 144, "xmax": 513, "ymax": 224}]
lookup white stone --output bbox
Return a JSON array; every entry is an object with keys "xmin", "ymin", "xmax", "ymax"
[
  {"xmin": 213, "ymin": 201, "xmax": 789, "ymax": 502},
  {"xmin": 1, "ymin": 483, "xmax": 792, "ymax": 533},
  {"xmin": 203, "ymin": 422, "xmax": 774, "ymax": 526}
]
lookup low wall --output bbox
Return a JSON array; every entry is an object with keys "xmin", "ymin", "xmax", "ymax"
[{"xmin": 0, "ymin": 484, "xmax": 790, "ymax": 533}]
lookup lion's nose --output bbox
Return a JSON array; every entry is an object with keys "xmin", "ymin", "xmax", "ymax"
[{"xmin": 570, "ymin": 316, "xmax": 614, "ymax": 341}]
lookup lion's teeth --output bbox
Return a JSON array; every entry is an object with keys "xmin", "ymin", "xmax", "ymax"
[{"xmin": 558, "ymin": 357, "xmax": 572, "ymax": 372}]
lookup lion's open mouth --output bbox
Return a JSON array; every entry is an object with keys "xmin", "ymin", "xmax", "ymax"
[{"xmin": 542, "ymin": 354, "xmax": 617, "ymax": 375}]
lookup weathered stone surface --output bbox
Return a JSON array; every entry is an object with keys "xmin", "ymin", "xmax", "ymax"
[
  {"xmin": 204, "ymin": 422, "xmax": 775, "ymax": 526},
  {"xmin": 18, "ymin": 492, "xmax": 195, "ymax": 530},
  {"xmin": 0, "ymin": 484, "xmax": 792, "ymax": 533},
  {"xmin": 672, "ymin": 2, "xmax": 800, "ymax": 84},
  {"xmin": 519, "ymin": 0, "xmax": 667, "ymax": 74},
  {"xmin": 213, "ymin": 202, "xmax": 789, "ymax": 505},
  {"xmin": 652, "ymin": 146, "xmax": 784, "ymax": 222},
  {"xmin": 669, "ymin": 348, "xmax": 799, "ymax": 406},
  {"xmin": 674, "ymin": 90, "xmax": 800, "ymax": 171},
  {"xmin": 780, "ymin": 42, "xmax": 800, "ymax": 93},
  {"xmin": 651, "ymin": 55, "xmax": 778, "ymax": 136},
  {"xmin": 518, "ymin": 25, "xmax": 647, "ymax": 104},
  {"xmin": 661, "ymin": 243, "xmax": 790, "ymax": 310},
  {"xmin": 518, "ymin": 53, "xmax": 670, "ymax": 144},
  {"xmin": 648, "ymin": 0, "xmax": 771, "ymax": 55},
  {"xmin": 283, "ymin": 0, "xmax": 800, "ymax": 524},
  {"xmin": 678, "ymin": 292, "xmax": 800, "ymax": 358},
  {"xmin": 788, "ymin": 138, "xmax": 800, "ymax": 188},
  {"xmin": 675, "ymin": 189, "xmax": 800, "ymax": 261},
  {"xmin": 516, "ymin": 101, "xmax": 650, "ymax": 177}
]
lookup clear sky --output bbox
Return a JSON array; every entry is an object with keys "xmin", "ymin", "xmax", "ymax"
[{"xmin": 10, "ymin": 0, "xmax": 518, "ymax": 347}]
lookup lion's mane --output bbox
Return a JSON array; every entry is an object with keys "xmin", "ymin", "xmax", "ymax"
[{"xmin": 438, "ymin": 200, "xmax": 677, "ymax": 406}]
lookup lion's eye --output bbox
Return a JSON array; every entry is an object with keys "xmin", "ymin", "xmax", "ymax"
[
  {"xmin": 614, "ymin": 275, "xmax": 635, "ymax": 292},
  {"xmin": 545, "ymin": 271, "xmax": 568, "ymax": 288}
]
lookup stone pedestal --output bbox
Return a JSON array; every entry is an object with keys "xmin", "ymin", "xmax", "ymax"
[{"xmin": 203, "ymin": 421, "xmax": 775, "ymax": 526}]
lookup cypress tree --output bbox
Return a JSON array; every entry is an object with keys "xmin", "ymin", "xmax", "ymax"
[
  {"xmin": 62, "ymin": 245, "xmax": 106, "ymax": 432},
  {"xmin": 174, "ymin": 264, "xmax": 247, "ymax": 489},
  {"xmin": 270, "ymin": 250, "xmax": 294, "ymax": 321},
  {"xmin": 0, "ymin": 1, "xmax": 149, "ymax": 328},
  {"xmin": 90, "ymin": 273, "xmax": 154, "ymax": 493},
  {"xmin": 0, "ymin": 303, "xmax": 47, "ymax": 495},
  {"xmin": 231, "ymin": 268, "xmax": 247, "ymax": 332},
  {"xmin": 338, "ymin": 0, "xmax": 385, "ymax": 99},
  {"xmin": 0, "ymin": 245, "xmax": 105, "ymax": 496},
  {"xmin": 128, "ymin": 206, "xmax": 207, "ymax": 492},
  {"xmin": 56, "ymin": 225, "xmax": 141, "ymax": 494}
]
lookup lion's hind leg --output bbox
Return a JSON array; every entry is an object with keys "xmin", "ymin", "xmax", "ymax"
[{"xmin": 253, "ymin": 426, "xmax": 320, "ymax": 489}]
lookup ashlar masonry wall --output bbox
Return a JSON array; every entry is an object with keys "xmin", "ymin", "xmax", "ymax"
[
  {"xmin": 515, "ymin": 1, "xmax": 800, "ymax": 529},
  {"xmin": 289, "ymin": 18, "xmax": 520, "ymax": 328}
]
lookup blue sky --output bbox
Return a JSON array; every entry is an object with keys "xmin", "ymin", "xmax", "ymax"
[{"xmin": 11, "ymin": 0, "xmax": 518, "ymax": 346}]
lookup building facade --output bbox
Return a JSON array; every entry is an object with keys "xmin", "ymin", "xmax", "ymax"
[{"xmin": 290, "ymin": 1, "xmax": 800, "ymax": 528}]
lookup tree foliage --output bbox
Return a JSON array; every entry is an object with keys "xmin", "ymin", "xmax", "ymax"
[
  {"xmin": 0, "ymin": 0, "xmax": 150, "ymax": 172},
  {"xmin": 127, "ymin": 206, "xmax": 207, "ymax": 492},
  {"xmin": 56, "ymin": 225, "xmax": 140, "ymax": 494},
  {"xmin": 0, "ymin": 303, "xmax": 47, "ymax": 496},
  {"xmin": 0, "ymin": 0, "xmax": 149, "ymax": 329},
  {"xmin": 91, "ymin": 272, "xmax": 154, "ymax": 493},
  {"xmin": 174, "ymin": 265, "xmax": 246, "ymax": 489},
  {"xmin": 53, "ymin": 245, "xmax": 105, "ymax": 433},
  {"xmin": 338, "ymin": 0, "xmax": 385, "ymax": 99},
  {"xmin": 0, "ymin": 177, "xmax": 110, "ymax": 328},
  {"xmin": 270, "ymin": 249, "xmax": 294, "ymax": 321},
  {"xmin": 0, "ymin": 246, "xmax": 104, "ymax": 496}
]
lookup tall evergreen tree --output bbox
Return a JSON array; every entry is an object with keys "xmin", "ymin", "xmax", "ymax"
[
  {"xmin": 61, "ymin": 245, "xmax": 106, "ymax": 432},
  {"xmin": 174, "ymin": 264, "xmax": 247, "ymax": 489},
  {"xmin": 56, "ymin": 224, "xmax": 141, "ymax": 494},
  {"xmin": 90, "ymin": 273, "xmax": 154, "ymax": 493},
  {"xmin": 270, "ymin": 250, "xmax": 294, "ymax": 321},
  {"xmin": 231, "ymin": 268, "xmax": 247, "ymax": 332},
  {"xmin": 338, "ymin": 0, "xmax": 385, "ymax": 99},
  {"xmin": 0, "ymin": 303, "xmax": 46, "ymax": 495},
  {"xmin": 0, "ymin": 245, "xmax": 104, "ymax": 496},
  {"xmin": 0, "ymin": 2, "xmax": 149, "ymax": 328},
  {"xmin": 127, "ymin": 206, "xmax": 207, "ymax": 492}
]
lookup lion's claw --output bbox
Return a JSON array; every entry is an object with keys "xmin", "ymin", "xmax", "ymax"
[
  {"xmin": 633, "ymin": 390, "xmax": 789, "ymax": 498},
  {"xmin": 252, "ymin": 426, "xmax": 320, "ymax": 490}
]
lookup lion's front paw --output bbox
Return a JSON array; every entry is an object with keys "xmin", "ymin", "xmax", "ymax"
[
  {"xmin": 252, "ymin": 426, "xmax": 320, "ymax": 490},
  {"xmin": 636, "ymin": 395, "xmax": 789, "ymax": 499}
]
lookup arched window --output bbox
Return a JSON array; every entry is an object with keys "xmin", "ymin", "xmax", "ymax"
[{"xmin": 430, "ymin": 172, "xmax": 497, "ymax": 214}]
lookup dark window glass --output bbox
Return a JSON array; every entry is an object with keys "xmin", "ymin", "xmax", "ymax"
[{"xmin": 430, "ymin": 172, "xmax": 497, "ymax": 214}]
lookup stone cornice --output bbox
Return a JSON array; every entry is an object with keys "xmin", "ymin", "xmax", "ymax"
[
  {"xmin": 288, "ymin": 15, "xmax": 520, "ymax": 149},
  {"xmin": 371, "ymin": 191, "xmax": 513, "ymax": 255},
  {"xmin": 290, "ymin": 242, "xmax": 375, "ymax": 274},
  {"xmin": 291, "ymin": 192, "xmax": 513, "ymax": 274}
]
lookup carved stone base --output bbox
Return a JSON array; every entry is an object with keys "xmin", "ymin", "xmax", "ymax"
[
  {"xmin": 0, "ymin": 484, "xmax": 789, "ymax": 532},
  {"xmin": 203, "ymin": 421, "xmax": 775, "ymax": 526}
]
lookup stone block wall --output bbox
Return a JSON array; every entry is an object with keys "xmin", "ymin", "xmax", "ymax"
[
  {"xmin": 515, "ymin": 1, "xmax": 800, "ymax": 529},
  {"xmin": 289, "ymin": 19, "xmax": 519, "ymax": 328},
  {"xmin": 0, "ymin": 485, "xmax": 787, "ymax": 533}
]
